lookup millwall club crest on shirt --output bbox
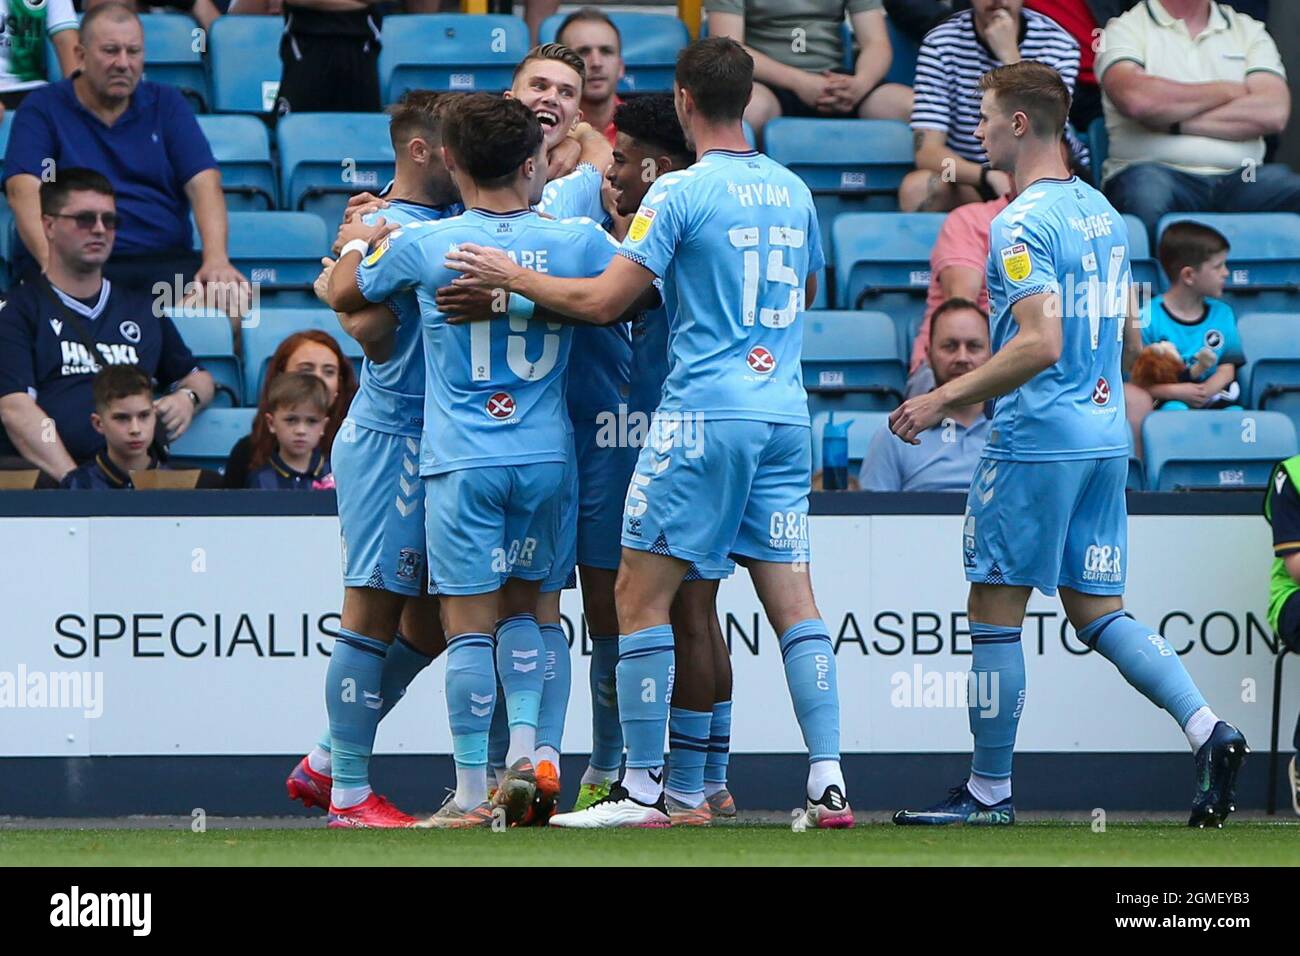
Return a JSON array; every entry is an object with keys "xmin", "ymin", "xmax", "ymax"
[
  {"xmin": 119, "ymin": 320, "xmax": 142, "ymax": 344},
  {"xmin": 486, "ymin": 391, "xmax": 516, "ymax": 420},
  {"xmin": 1092, "ymin": 377, "xmax": 1111, "ymax": 406},
  {"xmin": 1205, "ymin": 329, "xmax": 1224, "ymax": 350},
  {"xmin": 628, "ymin": 207, "xmax": 656, "ymax": 243},
  {"xmin": 1000, "ymin": 242, "xmax": 1033, "ymax": 282},
  {"xmin": 746, "ymin": 346, "xmax": 775, "ymax": 375}
]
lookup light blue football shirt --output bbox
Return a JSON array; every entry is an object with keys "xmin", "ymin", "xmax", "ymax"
[
  {"xmin": 347, "ymin": 198, "xmax": 461, "ymax": 437},
  {"xmin": 983, "ymin": 176, "xmax": 1131, "ymax": 461},
  {"xmin": 1140, "ymin": 295, "xmax": 1244, "ymax": 381},
  {"xmin": 617, "ymin": 149, "xmax": 824, "ymax": 426},
  {"xmin": 536, "ymin": 163, "xmax": 632, "ymax": 422},
  {"xmin": 355, "ymin": 208, "xmax": 621, "ymax": 476}
]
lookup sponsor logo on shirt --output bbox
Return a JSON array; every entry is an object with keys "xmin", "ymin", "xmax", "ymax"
[
  {"xmin": 485, "ymin": 391, "xmax": 516, "ymax": 420},
  {"xmin": 746, "ymin": 346, "xmax": 775, "ymax": 374},
  {"xmin": 1092, "ymin": 377, "xmax": 1111, "ymax": 406},
  {"xmin": 1000, "ymin": 243, "xmax": 1032, "ymax": 282},
  {"xmin": 628, "ymin": 207, "xmax": 656, "ymax": 243}
]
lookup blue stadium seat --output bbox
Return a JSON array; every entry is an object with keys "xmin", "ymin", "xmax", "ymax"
[
  {"xmin": 224, "ymin": 212, "xmax": 329, "ymax": 308},
  {"xmin": 0, "ymin": 113, "xmax": 13, "ymax": 286},
  {"xmin": 196, "ymin": 115, "xmax": 277, "ymax": 211},
  {"xmin": 1156, "ymin": 212, "xmax": 1300, "ymax": 313},
  {"xmin": 802, "ymin": 311, "xmax": 905, "ymax": 417},
  {"xmin": 1239, "ymin": 312, "xmax": 1300, "ymax": 433},
  {"xmin": 276, "ymin": 114, "xmax": 394, "ymax": 225},
  {"xmin": 1124, "ymin": 213, "xmax": 1161, "ymax": 292},
  {"xmin": 810, "ymin": 410, "xmax": 889, "ymax": 474},
  {"xmin": 765, "ymin": 118, "xmax": 910, "ymax": 295},
  {"xmin": 1087, "ymin": 115, "xmax": 1108, "ymax": 180},
  {"xmin": 209, "ymin": 16, "xmax": 282, "ymax": 113},
  {"xmin": 1127, "ymin": 452, "xmax": 1145, "ymax": 492},
  {"xmin": 1141, "ymin": 409, "xmax": 1297, "ymax": 490},
  {"xmin": 167, "ymin": 309, "xmax": 242, "ymax": 407},
  {"xmin": 379, "ymin": 15, "xmax": 530, "ymax": 101},
  {"xmin": 140, "ymin": 14, "xmax": 209, "ymax": 111},
  {"xmin": 168, "ymin": 408, "xmax": 256, "ymax": 471},
  {"xmin": 242, "ymin": 308, "xmax": 364, "ymax": 401},
  {"xmin": 832, "ymin": 212, "xmax": 944, "ymax": 356},
  {"xmin": 884, "ymin": 16, "xmax": 918, "ymax": 87},
  {"xmin": 539, "ymin": 12, "xmax": 688, "ymax": 93}
]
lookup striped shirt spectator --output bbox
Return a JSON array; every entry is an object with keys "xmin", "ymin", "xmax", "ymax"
[{"xmin": 899, "ymin": 1, "xmax": 1082, "ymax": 212}]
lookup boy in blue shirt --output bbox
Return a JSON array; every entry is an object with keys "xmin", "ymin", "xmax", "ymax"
[{"xmin": 1139, "ymin": 221, "xmax": 1245, "ymax": 411}]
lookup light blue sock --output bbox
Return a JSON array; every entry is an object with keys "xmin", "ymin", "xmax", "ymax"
[
  {"xmin": 496, "ymin": 613, "xmax": 545, "ymax": 732},
  {"xmin": 378, "ymin": 633, "xmax": 434, "ymax": 721},
  {"xmin": 326, "ymin": 629, "xmax": 389, "ymax": 792},
  {"xmin": 617, "ymin": 624, "xmax": 675, "ymax": 769},
  {"xmin": 778, "ymin": 620, "xmax": 840, "ymax": 762},
  {"xmin": 445, "ymin": 633, "xmax": 496, "ymax": 770},
  {"xmin": 968, "ymin": 622, "xmax": 1025, "ymax": 780},
  {"xmin": 488, "ymin": 676, "xmax": 509, "ymax": 771},
  {"xmin": 537, "ymin": 623, "xmax": 571, "ymax": 753},
  {"xmin": 667, "ymin": 707, "xmax": 711, "ymax": 802},
  {"xmin": 589, "ymin": 634, "xmax": 623, "ymax": 772},
  {"xmin": 1079, "ymin": 610, "xmax": 1207, "ymax": 727},
  {"xmin": 704, "ymin": 700, "xmax": 733, "ymax": 787}
]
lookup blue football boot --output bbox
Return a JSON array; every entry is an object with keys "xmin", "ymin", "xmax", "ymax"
[
  {"xmin": 1188, "ymin": 721, "xmax": 1248, "ymax": 829},
  {"xmin": 892, "ymin": 782, "xmax": 1015, "ymax": 826}
]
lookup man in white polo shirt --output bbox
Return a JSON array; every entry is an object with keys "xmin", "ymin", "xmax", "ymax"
[{"xmin": 1098, "ymin": 0, "xmax": 1300, "ymax": 238}]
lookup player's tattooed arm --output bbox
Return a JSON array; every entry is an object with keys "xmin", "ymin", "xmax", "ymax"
[
  {"xmin": 445, "ymin": 243, "xmax": 654, "ymax": 326},
  {"xmin": 890, "ymin": 292, "xmax": 1062, "ymax": 444}
]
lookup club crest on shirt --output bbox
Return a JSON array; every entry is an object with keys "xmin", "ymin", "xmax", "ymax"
[
  {"xmin": 119, "ymin": 320, "xmax": 142, "ymax": 344},
  {"xmin": 1000, "ymin": 243, "xmax": 1032, "ymax": 282},
  {"xmin": 628, "ymin": 207, "xmax": 656, "ymax": 243}
]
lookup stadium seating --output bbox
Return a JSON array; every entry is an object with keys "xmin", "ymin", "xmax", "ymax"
[
  {"xmin": 832, "ymin": 212, "xmax": 944, "ymax": 356},
  {"xmin": 223, "ymin": 211, "xmax": 330, "ymax": 308},
  {"xmin": 765, "ymin": 118, "xmax": 910, "ymax": 296},
  {"xmin": 168, "ymin": 309, "xmax": 243, "ymax": 407},
  {"xmin": 884, "ymin": 16, "xmax": 919, "ymax": 87},
  {"xmin": 802, "ymin": 311, "xmax": 905, "ymax": 417},
  {"xmin": 1141, "ymin": 409, "xmax": 1297, "ymax": 491},
  {"xmin": 208, "ymin": 15, "xmax": 282, "ymax": 113},
  {"xmin": 539, "ymin": 12, "xmax": 688, "ymax": 93},
  {"xmin": 242, "ymin": 308, "xmax": 364, "ymax": 401},
  {"xmin": 0, "ymin": 112, "xmax": 12, "ymax": 287},
  {"xmin": 167, "ymin": 407, "xmax": 255, "ymax": 470},
  {"xmin": 1087, "ymin": 116, "xmax": 1107, "ymax": 180},
  {"xmin": 195, "ymin": 115, "xmax": 277, "ymax": 211},
  {"xmin": 276, "ymin": 114, "xmax": 394, "ymax": 225},
  {"xmin": 810, "ymin": 410, "xmax": 889, "ymax": 474},
  {"xmin": 1240, "ymin": 312, "xmax": 1300, "ymax": 433},
  {"xmin": 1155, "ymin": 212, "xmax": 1300, "ymax": 313},
  {"xmin": 1125, "ymin": 213, "xmax": 1161, "ymax": 292},
  {"xmin": 140, "ymin": 13, "xmax": 210, "ymax": 111},
  {"xmin": 378, "ymin": 15, "xmax": 530, "ymax": 102}
]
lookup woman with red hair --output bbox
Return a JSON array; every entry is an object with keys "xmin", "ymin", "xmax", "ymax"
[{"xmin": 222, "ymin": 330, "xmax": 359, "ymax": 488}]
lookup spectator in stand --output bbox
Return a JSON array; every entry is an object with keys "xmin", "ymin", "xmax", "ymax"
[
  {"xmin": 0, "ymin": 169, "xmax": 215, "ymax": 481},
  {"xmin": 1127, "ymin": 222, "xmax": 1244, "ymax": 448},
  {"xmin": 1023, "ymin": 0, "xmax": 1104, "ymax": 131},
  {"xmin": 2, "ymin": 4, "xmax": 248, "ymax": 303},
  {"xmin": 557, "ymin": 7, "xmax": 624, "ymax": 147},
  {"xmin": 706, "ymin": 0, "xmax": 913, "ymax": 138},
  {"xmin": 899, "ymin": 0, "xmax": 1082, "ymax": 212},
  {"xmin": 272, "ymin": 0, "xmax": 381, "ymax": 113},
  {"xmin": 1263, "ymin": 451, "xmax": 1300, "ymax": 817},
  {"xmin": 222, "ymin": 329, "xmax": 357, "ymax": 487},
  {"xmin": 245, "ymin": 371, "xmax": 335, "ymax": 490},
  {"xmin": 1097, "ymin": 0, "xmax": 1299, "ymax": 238},
  {"xmin": 61, "ymin": 365, "xmax": 165, "ymax": 489},
  {"xmin": 861, "ymin": 297, "xmax": 992, "ymax": 491},
  {"xmin": 0, "ymin": 0, "xmax": 77, "ymax": 123}
]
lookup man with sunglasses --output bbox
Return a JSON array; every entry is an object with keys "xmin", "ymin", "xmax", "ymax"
[{"xmin": 0, "ymin": 168, "xmax": 215, "ymax": 481}]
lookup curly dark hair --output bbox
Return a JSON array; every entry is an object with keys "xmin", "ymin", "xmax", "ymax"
[{"xmin": 613, "ymin": 94, "xmax": 691, "ymax": 162}]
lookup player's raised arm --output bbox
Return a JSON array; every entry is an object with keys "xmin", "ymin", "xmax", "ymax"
[
  {"xmin": 445, "ymin": 241, "xmax": 654, "ymax": 327},
  {"xmin": 325, "ymin": 215, "xmax": 402, "ymax": 313},
  {"xmin": 890, "ymin": 291, "xmax": 1062, "ymax": 444}
]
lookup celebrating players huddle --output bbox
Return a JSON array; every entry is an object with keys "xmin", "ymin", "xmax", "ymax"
[{"xmin": 285, "ymin": 39, "xmax": 1248, "ymax": 833}]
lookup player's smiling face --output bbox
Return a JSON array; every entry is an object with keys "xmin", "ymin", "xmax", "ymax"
[
  {"xmin": 608, "ymin": 132, "xmax": 657, "ymax": 217},
  {"xmin": 508, "ymin": 60, "xmax": 583, "ymax": 153}
]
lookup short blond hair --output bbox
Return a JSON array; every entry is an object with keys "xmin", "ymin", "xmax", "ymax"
[{"xmin": 978, "ymin": 61, "xmax": 1070, "ymax": 139}]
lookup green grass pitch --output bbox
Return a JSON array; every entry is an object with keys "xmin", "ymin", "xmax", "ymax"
[{"xmin": 3, "ymin": 823, "xmax": 1298, "ymax": 867}]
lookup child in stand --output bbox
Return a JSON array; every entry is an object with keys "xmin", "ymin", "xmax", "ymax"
[
  {"xmin": 1139, "ymin": 221, "xmax": 1245, "ymax": 411},
  {"xmin": 246, "ymin": 372, "xmax": 336, "ymax": 490},
  {"xmin": 62, "ymin": 366, "xmax": 165, "ymax": 490}
]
